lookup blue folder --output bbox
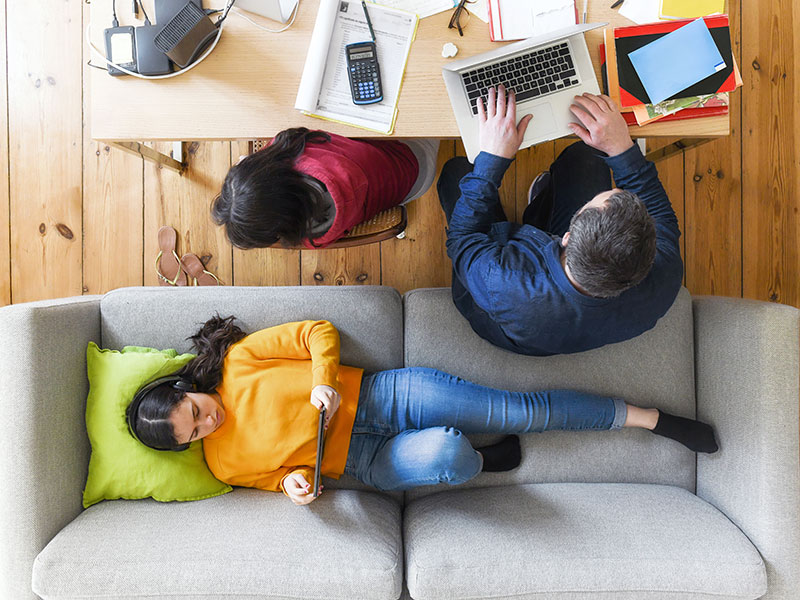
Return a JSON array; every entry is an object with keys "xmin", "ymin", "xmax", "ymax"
[{"xmin": 628, "ymin": 18, "xmax": 726, "ymax": 105}]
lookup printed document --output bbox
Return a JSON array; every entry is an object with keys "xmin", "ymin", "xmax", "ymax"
[{"xmin": 295, "ymin": 0, "xmax": 418, "ymax": 134}]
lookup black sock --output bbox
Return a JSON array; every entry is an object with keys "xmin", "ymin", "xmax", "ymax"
[
  {"xmin": 477, "ymin": 435, "xmax": 521, "ymax": 472},
  {"xmin": 651, "ymin": 410, "xmax": 719, "ymax": 454}
]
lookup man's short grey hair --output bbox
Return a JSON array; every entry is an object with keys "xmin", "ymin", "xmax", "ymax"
[{"xmin": 564, "ymin": 189, "xmax": 657, "ymax": 298}]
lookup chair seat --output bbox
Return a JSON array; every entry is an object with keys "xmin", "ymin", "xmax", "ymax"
[
  {"xmin": 33, "ymin": 488, "xmax": 403, "ymax": 600},
  {"xmin": 404, "ymin": 483, "xmax": 766, "ymax": 600}
]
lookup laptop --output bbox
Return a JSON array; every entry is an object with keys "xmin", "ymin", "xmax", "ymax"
[{"xmin": 442, "ymin": 23, "xmax": 607, "ymax": 161}]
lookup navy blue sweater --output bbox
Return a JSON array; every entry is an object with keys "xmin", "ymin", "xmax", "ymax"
[{"xmin": 446, "ymin": 144, "xmax": 683, "ymax": 356}]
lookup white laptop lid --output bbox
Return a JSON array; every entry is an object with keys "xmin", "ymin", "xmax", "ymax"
[
  {"xmin": 443, "ymin": 22, "xmax": 607, "ymax": 161},
  {"xmin": 235, "ymin": 0, "xmax": 298, "ymax": 23}
]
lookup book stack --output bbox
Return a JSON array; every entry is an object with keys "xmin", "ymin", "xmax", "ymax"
[{"xmin": 600, "ymin": 15, "xmax": 741, "ymax": 126}]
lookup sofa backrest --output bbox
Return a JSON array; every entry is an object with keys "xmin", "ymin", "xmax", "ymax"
[
  {"xmin": 100, "ymin": 285, "xmax": 405, "ymax": 492},
  {"xmin": 403, "ymin": 287, "xmax": 697, "ymax": 502}
]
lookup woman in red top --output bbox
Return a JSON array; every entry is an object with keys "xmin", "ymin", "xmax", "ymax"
[{"xmin": 212, "ymin": 128, "xmax": 438, "ymax": 249}]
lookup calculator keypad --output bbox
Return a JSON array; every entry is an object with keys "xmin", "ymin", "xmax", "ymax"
[{"xmin": 350, "ymin": 61, "xmax": 382, "ymax": 103}]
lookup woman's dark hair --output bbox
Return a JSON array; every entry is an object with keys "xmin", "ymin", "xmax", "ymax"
[
  {"xmin": 212, "ymin": 128, "xmax": 332, "ymax": 248},
  {"xmin": 126, "ymin": 315, "xmax": 247, "ymax": 451}
]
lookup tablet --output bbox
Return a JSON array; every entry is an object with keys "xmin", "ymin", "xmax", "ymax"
[{"xmin": 313, "ymin": 407, "xmax": 326, "ymax": 498}]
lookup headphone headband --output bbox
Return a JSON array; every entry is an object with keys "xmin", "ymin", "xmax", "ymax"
[{"xmin": 127, "ymin": 375, "xmax": 196, "ymax": 451}]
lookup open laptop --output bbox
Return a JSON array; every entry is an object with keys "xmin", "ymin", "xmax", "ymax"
[{"xmin": 442, "ymin": 23, "xmax": 607, "ymax": 161}]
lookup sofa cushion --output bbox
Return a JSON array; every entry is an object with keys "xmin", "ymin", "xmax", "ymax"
[
  {"xmin": 33, "ymin": 488, "xmax": 403, "ymax": 600},
  {"xmin": 404, "ymin": 483, "xmax": 766, "ymax": 600},
  {"xmin": 403, "ymin": 287, "xmax": 696, "ymax": 499},
  {"xmin": 100, "ymin": 286, "xmax": 403, "ymax": 375}
]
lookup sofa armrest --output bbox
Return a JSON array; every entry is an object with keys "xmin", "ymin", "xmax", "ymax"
[
  {"xmin": 693, "ymin": 296, "xmax": 800, "ymax": 600},
  {"xmin": 0, "ymin": 297, "xmax": 101, "ymax": 600}
]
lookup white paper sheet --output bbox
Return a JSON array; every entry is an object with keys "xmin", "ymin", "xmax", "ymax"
[
  {"xmin": 619, "ymin": 0, "xmax": 662, "ymax": 25},
  {"xmin": 490, "ymin": 0, "xmax": 576, "ymax": 41},
  {"xmin": 373, "ymin": 0, "xmax": 454, "ymax": 19},
  {"xmin": 295, "ymin": 0, "xmax": 417, "ymax": 133}
]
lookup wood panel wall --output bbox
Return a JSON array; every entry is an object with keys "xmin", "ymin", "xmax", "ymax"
[{"xmin": 1, "ymin": 0, "xmax": 798, "ymax": 312}]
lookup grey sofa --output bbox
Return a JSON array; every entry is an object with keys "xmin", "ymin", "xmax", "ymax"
[{"xmin": 1, "ymin": 285, "xmax": 798, "ymax": 600}]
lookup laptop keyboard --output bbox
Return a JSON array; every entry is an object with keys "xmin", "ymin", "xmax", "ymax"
[{"xmin": 461, "ymin": 42, "xmax": 580, "ymax": 116}]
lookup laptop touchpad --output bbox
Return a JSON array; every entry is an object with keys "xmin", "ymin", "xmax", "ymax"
[{"xmin": 521, "ymin": 103, "xmax": 557, "ymax": 140}]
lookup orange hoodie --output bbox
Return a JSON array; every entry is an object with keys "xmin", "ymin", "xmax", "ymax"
[{"xmin": 202, "ymin": 320, "xmax": 363, "ymax": 494}]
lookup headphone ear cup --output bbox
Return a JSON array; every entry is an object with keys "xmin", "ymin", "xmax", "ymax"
[{"xmin": 173, "ymin": 379, "xmax": 196, "ymax": 392}]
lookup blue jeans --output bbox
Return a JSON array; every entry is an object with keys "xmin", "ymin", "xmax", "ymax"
[{"xmin": 343, "ymin": 368, "xmax": 627, "ymax": 491}]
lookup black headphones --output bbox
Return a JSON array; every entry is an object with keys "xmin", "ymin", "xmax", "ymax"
[{"xmin": 126, "ymin": 375, "xmax": 197, "ymax": 452}]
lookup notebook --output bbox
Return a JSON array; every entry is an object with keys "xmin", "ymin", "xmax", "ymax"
[
  {"xmin": 660, "ymin": 0, "xmax": 725, "ymax": 20},
  {"xmin": 487, "ymin": 0, "xmax": 577, "ymax": 42},
  {"xmin": 628, "ymin": 18, "xmax": 726, "ymax": 104}
]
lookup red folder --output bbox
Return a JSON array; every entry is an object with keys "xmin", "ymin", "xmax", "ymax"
[{"xmin": 613, "ymin": 15, "xmax": 737, "ymax": 107}]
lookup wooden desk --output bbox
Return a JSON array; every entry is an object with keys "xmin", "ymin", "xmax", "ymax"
[{"xmin": 89, "ymin": 0, "xmax": 729, "ymax": 169}]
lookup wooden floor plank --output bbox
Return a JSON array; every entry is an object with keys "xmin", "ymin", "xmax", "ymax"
[
  {"xmin": 144, "ymin": 142, "xmax": 232, "ymax": 287},
  {"xmin": 82, "ymin": 0, "xmax": 144, "ymax": 295},
  {"xmin": 300, "ymin": 245, "xmax": 381, "ymax": 286},
  {"xmin": 0, "ymin": 0, "xmax": 9, "ymax": 306},
  {"xmin": 653, "ymin": 141, "xmax": 687, "ymax": 281},
  {"xmin": 381, "ymin": 141, "xmax": 453, "ymax": 294},
  {"xmin": 742, "ymin": 0, "xmax": 799, "ymax": 305},
  {"xmin": 8, "ymin": 1, "xmax": 83, "ymax": 303},
  {"xmin": 228, "ymin": 142, "xmax": 301, "ymax": 286},
  {"xmin": 683, "ymin": 0, "xmax": 743, "ymax": 298}
]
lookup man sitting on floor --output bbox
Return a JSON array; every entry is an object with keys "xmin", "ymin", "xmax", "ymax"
[{"xmin": 438, "ymin": 85, "xmax": 682, "ymax": 355}]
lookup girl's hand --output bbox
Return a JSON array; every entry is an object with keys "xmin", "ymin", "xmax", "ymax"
[
  {"xmin": 310, "ymin": 385, "xmax": 340, "ymax": 429},
  {"xmin": 283, "ymin": 472, "xmax": 320, "ymax": 505}
]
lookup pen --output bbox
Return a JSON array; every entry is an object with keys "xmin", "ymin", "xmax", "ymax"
[
  {"xmin": 361, "ymin": 0, "xmax": 377, "ymax": 43},
  {"xmin": 610, "ymin": 0, "xmax": 624, "ymax": 8},
  {"xmin": 582, "ymin": 0, "xmax": 588, "ymax": 23}
]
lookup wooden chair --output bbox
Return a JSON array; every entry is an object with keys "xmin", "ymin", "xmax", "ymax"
[{"xmin": 250, "ymin": 140, "xmax": 408, "ymax": 250}]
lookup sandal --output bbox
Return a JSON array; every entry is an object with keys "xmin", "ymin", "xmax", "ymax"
[
  {"xmin": 156, "ymin": 226, "xmax": 188, "ymax": 286},
  {"xmin": 181, "ymin": 253, "xmax": 222, "ymax": 286}
]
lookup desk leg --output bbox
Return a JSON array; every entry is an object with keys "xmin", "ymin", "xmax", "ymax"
[
  {"xmin": 109, "ymin": 141, "xmax": 186, "ymax": 174},
  {"xmin": 644, "ymin": 138, "xmax": 713, "ymax": 163}
]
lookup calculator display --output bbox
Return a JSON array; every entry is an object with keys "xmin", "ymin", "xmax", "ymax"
[{"xmin": 350, "ymin": 51, "xmax": 373, "ymax": 60}]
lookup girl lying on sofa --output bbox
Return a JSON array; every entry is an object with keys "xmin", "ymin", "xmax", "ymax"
[
  {"xmin": 126, "ymin": 317, "xmax": 718, "ymax": 505},
  {"xmin": 211, "ymin": 128, "xmax": 438, "ymax": 249}
]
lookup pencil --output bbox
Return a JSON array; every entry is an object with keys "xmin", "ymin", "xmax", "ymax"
[
  {"xmin": 582, "ymin": 0, "xmax": 588, "ymax": 23},
  {"xmin": 610, "ymin": 0, "xmax": 624, "ymax": 8},
  {"xmin": 361, "ymin": 0, "xmax": 377, "ymax": 43}
]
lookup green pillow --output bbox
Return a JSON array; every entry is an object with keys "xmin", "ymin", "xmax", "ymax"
[{"xmin": 83, "ymin": 342, "xmax": 232, "ymax": 508}]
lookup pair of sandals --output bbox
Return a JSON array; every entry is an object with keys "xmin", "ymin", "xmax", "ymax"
[{"xmin": 156, "ymin": 226, "xmax": 221, "ymax": 286}]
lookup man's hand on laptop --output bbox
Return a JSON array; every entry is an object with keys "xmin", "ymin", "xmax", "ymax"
[
  {"xmin": 477, "ymin": 85, "xmax": 533, "ymax": 159},
  {"xmin": 568, "ymin": 93, "xmax": 634, "ymax": 157}
]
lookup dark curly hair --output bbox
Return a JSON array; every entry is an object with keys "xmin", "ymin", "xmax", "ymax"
[
  {"xmin": 126, "ymin": 315, "xmax": 247, "ymax": 451},
  {"xmin": 211, "ymin": 128, "xmax": 332, "ymax": 248}
]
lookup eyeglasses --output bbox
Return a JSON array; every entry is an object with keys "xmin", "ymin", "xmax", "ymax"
[{"xmin": 448, "ymin": 0, "xmax": 474, "ymax": 36}]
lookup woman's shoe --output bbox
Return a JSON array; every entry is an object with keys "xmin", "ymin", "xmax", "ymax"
[
  {"xmin": 155, "ymin": 226, "xmax": 188, "ymax": 286},
  {"xmin": 181, "ymin": 253, "xmax": 222, "ymax": 286}
]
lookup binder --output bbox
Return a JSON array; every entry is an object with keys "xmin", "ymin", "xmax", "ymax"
[{"xmin": 611, "ymin": 15, "xmax": 737, "ymax": 108}]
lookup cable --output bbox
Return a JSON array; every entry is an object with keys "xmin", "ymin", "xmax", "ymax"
[
  {"xmin": 86, "ymin": 19, "xmax": 225, "ymax": 79},
  {"xmin": 111, "ymin": 0, "xmax": 119, "ymax": 26},
  {"xmin": 136, "ymin": 0, "xmax": 151, "ymax": 26},
  {"xmin": 231, "ymin": 3, "xmax": 298, "ymax": 33}
]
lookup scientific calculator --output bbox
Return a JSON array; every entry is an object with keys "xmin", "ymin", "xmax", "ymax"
[{"xmin": 345, "ymin": 41, "xmax": 383, "ymax": 105}]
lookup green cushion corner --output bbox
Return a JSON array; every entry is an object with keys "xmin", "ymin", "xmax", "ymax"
[{"xmin": 83, "ymin": 342, "xmax": 232, "ymax": 509}]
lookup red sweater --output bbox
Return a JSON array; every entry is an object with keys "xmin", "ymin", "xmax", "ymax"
[{"xmin": 294, "ymin": 133, "xmax": 418, "ymax": 248}]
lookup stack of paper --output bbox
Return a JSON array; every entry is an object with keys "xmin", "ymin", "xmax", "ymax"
[{"xmin": 488, "ymin": 0, "xmax": 576, "ymax": 42}]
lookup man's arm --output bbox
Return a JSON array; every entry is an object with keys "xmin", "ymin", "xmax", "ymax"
[
  {"xmin": 569, "ymin": 93, "xmax": 681, "ymax": 257},
  {"xmin": 445, "ymin": 86, "xmax": 532, "ymax": 310}
]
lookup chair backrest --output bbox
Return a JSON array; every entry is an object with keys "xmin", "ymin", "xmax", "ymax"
[{"xmin": 403, "ymin": 287, "xmax": 698, "ymax": 502}]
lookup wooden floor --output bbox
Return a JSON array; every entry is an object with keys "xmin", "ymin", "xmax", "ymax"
[{"xmin": 1, "ymin": 0, "xmax": 799, "ymax": 311}]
